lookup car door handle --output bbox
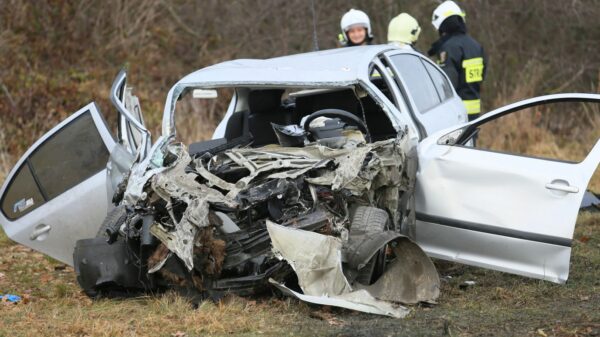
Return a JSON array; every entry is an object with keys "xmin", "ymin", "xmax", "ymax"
[
  {"xmin": 30, "ymin": 224, "xmax": 51, "ymax": 241},
  {"xmin": 545, "ymin": 183, "xmax": 579, "ymax": 194}
]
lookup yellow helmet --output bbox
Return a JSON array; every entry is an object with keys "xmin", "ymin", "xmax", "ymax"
[{"xmin": 387, "ymin": 13, "xmax": 421, "ymax": 45}]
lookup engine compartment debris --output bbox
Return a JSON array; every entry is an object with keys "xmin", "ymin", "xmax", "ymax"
[{"xmin": 74, "ymin": 128, "xmax": 440, "ymax": 317}]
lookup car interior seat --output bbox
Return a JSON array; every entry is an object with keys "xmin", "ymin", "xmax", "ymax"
[
  {"xmin": 294, "ymin": 89, "xmax": 360, "ymax": 123},
  {"xmin": 224, "ymin": 110, "xmax": 249, "ymax": 141},
  {"xmin": 360, "ymin": 95, "xmax": 397, "ymax": 141},
  {"xmin": 247, "ymin": 89, "xmax": 287, "ymax": 146}
]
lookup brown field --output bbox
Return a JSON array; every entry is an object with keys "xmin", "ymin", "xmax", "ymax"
[{"xmin": 0, "ymin": 1, "xmax": 599, "ymax": 336}]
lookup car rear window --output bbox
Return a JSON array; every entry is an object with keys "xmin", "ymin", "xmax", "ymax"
[
  {"xmin": 1, "ymin": 164, "xmax": 45, "ymax": 220},
  {"xmin": 29, "ymin": 112, "xmax": 109, "ymax": 199},
  {"xmin": 389, "ymin": 55, "xmax": 441, "ymax": 113},
  {"xmin": 1, "ymin": 111, "xmax": 109, "ymax": 220},
  {"xmin": 422, "ymin": 60, "xmax": 454, "ymax": 102}
]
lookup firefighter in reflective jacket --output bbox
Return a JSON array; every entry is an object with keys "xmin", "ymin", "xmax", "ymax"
[{"xmin": 428, "ymin": 1, "xmax": 487, "ymax": 121}]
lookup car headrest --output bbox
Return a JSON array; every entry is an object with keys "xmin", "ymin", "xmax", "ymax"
[{"xmin": 248, "ymin": 89, "xmax": 284, "ymax": 114}]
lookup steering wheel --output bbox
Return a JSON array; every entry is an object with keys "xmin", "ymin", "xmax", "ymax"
[{"xmin": 302, "ymin": 109, "xmax": 370, "ymax": 142}]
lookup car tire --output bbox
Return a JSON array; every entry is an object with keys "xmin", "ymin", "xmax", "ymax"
[
  {"xmin": 96, "ymin": 205, "xmax": 128, "ymax": 239},
  {"xmin": 350, "ymin": 206, "xmax": 389, "ymax": 285}
]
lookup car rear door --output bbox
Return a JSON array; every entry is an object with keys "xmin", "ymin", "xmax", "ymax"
[
  {"xmin": 0, "ymin": 103, "xmax": 116, "ymax": 265},
  {"xmin": 415, "ymin": 93, "xmax": 600, "ymax": 283},
  {"xmin": 383, "ymin": 51, "xmax": 467, "ymax": 138}
]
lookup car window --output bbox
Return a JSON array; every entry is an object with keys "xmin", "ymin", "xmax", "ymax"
[
  {"xmin": 1, "ymin": 165, "xmax": 45, "ymax": 220},
  {"xmin": 474, "ymin": 101, "xmax": 600, "ymax": 163},
  {"xmin": 1, "ymin": 111, "xmax": 109, "ymax": 220},
  {"xmin": 369, "ymin": 65, "xmax": 396, "ymax": 104},
  {"xmin": 422, "ymin": 60, "xmax": 454, "ymax": 102},
  {"xmin": 174, "ymin": 88, "xmax": 234, "ymax": 145},
  {"xmin": 29, "ymin": 112, "xmax": 109, "ymax": 199},
  {"xmin": 389, "ymin": 54, "xmax": 441, "ymax": 113}
]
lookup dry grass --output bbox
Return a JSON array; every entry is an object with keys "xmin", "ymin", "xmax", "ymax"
[
  {"xmin": 0, "ymin": 128, "xmax": 10, "ymax": 183},
  {"xmin": 0, "ymin": 230, "xmax": 314, "ymax": 336},
  {"xmin": 1, "ymin": 212, "xmax": 598, "ymax": 336},
  {"xmin": 0, "ymin": 292, "xmax": 309, "ymax": 336}
]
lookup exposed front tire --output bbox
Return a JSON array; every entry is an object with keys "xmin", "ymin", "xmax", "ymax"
[
  {"xmin": 96, "ymin": 205, "xmax": 128, "ymax": 240},
  {"xmin": 349, "ymin": 206, "xmax": 389, "ymax": 285}
]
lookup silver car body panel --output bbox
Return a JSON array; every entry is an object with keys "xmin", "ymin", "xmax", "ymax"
[
  {"xmin": 415, "ymin": 93, "xmax": 600, "ymax": 283},
  {"xmin": 0, "ymin": 103, "xmax": 116, "ymax": 265}
]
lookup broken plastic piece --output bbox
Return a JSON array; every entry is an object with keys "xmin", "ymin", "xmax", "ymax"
[
  {"xmin": 271, "ymin": 123, "xmax": 307, "ymax": 147},
  {"xmin": 213, "ymin": 212, "xmax": 241, "ymax": 234},
  {"xmin": 580, "ymin": 190, "xmax": 600, "ymax": 211},
  {"xmin": 269, "ymin": 280, "xmax": 409, "ymax": 318},
  {"xmin": 0, "ymin": 294, "xmax": 21, "ymax": 303}
]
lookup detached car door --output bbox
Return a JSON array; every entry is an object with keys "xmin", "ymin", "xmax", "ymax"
[
  {"xmin": 0, "ymin": 103, "xmax": 116, "ymax": 265},
  {"xmin": 415, "ymin": 93, "xmax": 600, "ymax": 283}
]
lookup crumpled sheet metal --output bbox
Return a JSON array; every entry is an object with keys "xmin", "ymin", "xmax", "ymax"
[
  {"xmin": 146, "ymin": 137, "xmax": 409, "ymax": 271},
  {"xmin": 267, "ymin": 220, "xmax": 351, "ymax": 296},
  {"xmin": 193, "ymin": 161, "xmax": 236, "ymax": 191},
  {"xmin": 269, "ymin": 281, "xmax": 409, "ymax": 318},
  {"xmin": 127, "ymin": 130, "xmax": 426, "ymax": 316},
  {"xmin": 143, "ymin": 139, "xmax": 406, "ymax": 272},
  {"xmin": 150, "ymin": 144, "xmax": 237, "ymax": 270},
  {"xmin": 212, "ymin": 137, "xmax": 407, "ymax": 199},
  {"xmin": 266, "ymin": 221, "xmax": 412, "ymax": 318},
  {"xmin": 123, "ymin": 136, "xmax": 170, "ymax": 206},
  {"xmin": 355, "ymin": 244, "xmax": 440, "ymax": 305}
]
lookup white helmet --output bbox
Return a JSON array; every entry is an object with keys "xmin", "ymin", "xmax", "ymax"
[
  {"xmin": 431, "ymin": 1, "xmax": 465, "ymax": 31},
  {"xmin": 340, "ymin": 9, "xmax": 372, "ymax": 44}
]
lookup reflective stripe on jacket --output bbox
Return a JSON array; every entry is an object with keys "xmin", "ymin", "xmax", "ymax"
[{"xmin": 431, "ymin": 33, "xmax": 487, "ymax": 115}]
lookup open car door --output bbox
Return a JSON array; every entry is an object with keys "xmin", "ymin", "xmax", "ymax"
[
  {"xmin": 105, "ymin": 70, "xmax": 149, "ymax": 196},
  {"xmin": 111, "ymin": 69, "xmax": 150, "ymax": 158},
  {"xmin": 0, "ymin": 104, "xmax": 116, "ymax": 265},
  {"xmin": 415, "ymin": 93, "xmax": 600, "ymax": 283}
]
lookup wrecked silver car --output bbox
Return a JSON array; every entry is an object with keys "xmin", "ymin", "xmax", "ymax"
[
  {"xmin": 76, "ymin": 136, "xmax": 437, "ymax": 317},
  {"xmin": 1, "ymin": 46, "xmax": 599, "ymax": 317}
]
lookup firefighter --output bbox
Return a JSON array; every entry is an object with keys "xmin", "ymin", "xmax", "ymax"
[
  {"xmin": 428, "ymin": 1, "xmax": 487, "ymax": 121},
  {"xmin": 338, "ymin": 9, "xmax": 373, "ymax": 47},
  {"xmin": 387, "ymin": 13, "xmax": 421, "ymax": 51}
]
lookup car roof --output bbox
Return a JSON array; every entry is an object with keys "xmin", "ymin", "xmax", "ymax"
[{"xmin": 175, "ymin": 45, "xmax": 398, "ymax": 88}]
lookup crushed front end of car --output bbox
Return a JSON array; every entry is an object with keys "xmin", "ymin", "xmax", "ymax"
[{"xmin": 73, "ymin": 129, "xmax": 439, "ymax": 317}]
